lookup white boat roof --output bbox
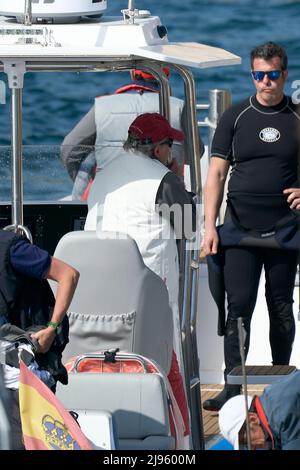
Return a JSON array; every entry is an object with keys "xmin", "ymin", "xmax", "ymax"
[
  {"xmin": 0, "ymin": 15, "xmax": 241, "ymax": 69},
  {"xmin": 135, "ymin": 43, "xmax": 240, "ymax": 69}
]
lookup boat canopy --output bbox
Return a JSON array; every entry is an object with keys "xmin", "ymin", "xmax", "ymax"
[{"xmin": 0, "ymin": 14, "xmax": 240, "ymax": 69}]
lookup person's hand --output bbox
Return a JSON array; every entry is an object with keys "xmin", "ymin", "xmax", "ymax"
[
  {"xmin": 31, "ymin": 327, "xmax": 56, "ymax": 354},
  {"xmin": 167, "ymin": 158, "xmax": 183, "ymax": 177},
  {"xmin": 202, "ymin": 226, "xmax": 219, "ymax": 255},
  {"xmin": 283, "ymin": 188, "xmax": 300, "ymax": 210}
]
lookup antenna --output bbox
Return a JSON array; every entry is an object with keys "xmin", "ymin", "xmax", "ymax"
[{"xmin": 24, "ymin": 0, "xmax": 32, "ymax": 26}]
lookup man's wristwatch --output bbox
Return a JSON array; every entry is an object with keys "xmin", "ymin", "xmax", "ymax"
[{"xmin": 47, "ymin": 321, "xmax": 61, "ymax": 332}]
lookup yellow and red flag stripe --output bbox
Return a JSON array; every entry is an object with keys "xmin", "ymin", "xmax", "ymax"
[{"xmin": 19, "ymin": 359, "xmax": 92, "ymax": 450}]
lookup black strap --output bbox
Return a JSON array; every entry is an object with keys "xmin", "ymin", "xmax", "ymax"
[{"xmin": 104, "ymin": 348, "xmax": 120, "ymax": 363}]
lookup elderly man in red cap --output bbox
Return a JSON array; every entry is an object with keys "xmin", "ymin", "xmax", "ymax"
[
  {"xmin": 85, "ymin": 112, "xmax": 197, "ymax": 439},
  {"xmin": 85, "ymin": 112, "xmax": 196, "ymax": 299},
  {"xmin": 61, "ymin": 68, "xmax": 196, "ymax": 200}
]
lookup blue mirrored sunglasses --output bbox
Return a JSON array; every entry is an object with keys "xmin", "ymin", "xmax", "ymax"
[
  {"xmin": 159, "ymin": 138, "xmax": 173, "ymax": 147},
  {"xmin": 251, "ymin": 70, "xmax": 282, "ymax": 81}
]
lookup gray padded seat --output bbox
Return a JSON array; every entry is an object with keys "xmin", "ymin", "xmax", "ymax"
[
  {"xmin": 56, "ymin": 372, "xmax": 175, "ymax": 450},
  {"xmin": 53, "ymin": 231, "xmax": 173, "ymax": 374}
]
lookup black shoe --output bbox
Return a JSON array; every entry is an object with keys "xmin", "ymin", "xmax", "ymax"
[{"xmin": 202, "ymin": 384, "xmax": 241, "ymax": 412}]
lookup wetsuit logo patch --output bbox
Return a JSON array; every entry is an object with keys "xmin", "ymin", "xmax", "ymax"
[{"xmin": 259, "ymin": 127, "xmax": 280, "ymax": 143}]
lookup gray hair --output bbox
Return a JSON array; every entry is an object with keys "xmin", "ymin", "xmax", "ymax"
[{"xmin": 123, "ymin": 134, "xmax": 155, "ymax": 158}]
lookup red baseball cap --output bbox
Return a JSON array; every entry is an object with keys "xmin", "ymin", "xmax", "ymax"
[
  {"xmin": 128, "ymin": 113, "xmax": 184, "ymax": 144},
  {"xmin": 132, "ymin": 67, "xmax": 170, "ymax": 81}
]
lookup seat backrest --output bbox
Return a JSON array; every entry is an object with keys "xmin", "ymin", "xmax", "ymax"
[
  {"xmin": 53, "ymin": 231, "xmax": 173, "ymax": 374},
  {"xmin": 56, "ymin": 372, "xmax": 175, "ymax": 450}
]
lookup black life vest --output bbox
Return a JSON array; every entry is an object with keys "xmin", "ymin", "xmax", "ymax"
[{"xmin": 0, "ymin": 230, "xmax": 69, "ymax": 384}]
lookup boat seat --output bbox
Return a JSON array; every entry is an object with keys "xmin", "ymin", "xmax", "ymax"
[
  {"xmin": 56, "ymin": 372, "xmax": 175, "ymax": 450},
  {"xmin": 227, "ymin": 365, "xmax": 298, "ymax": 385},
  {"xmin": 52, "ymin": 230, "xmax": 173, "ymax": 375},
  {"xmin": 73, "ymin": 410, "xmax": 117, "ymax": 450}
]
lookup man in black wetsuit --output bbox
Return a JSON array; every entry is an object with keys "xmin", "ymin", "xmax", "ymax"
[{"xmin": 202, "ymin": 42, "xmax": 300, "ymax": 411}]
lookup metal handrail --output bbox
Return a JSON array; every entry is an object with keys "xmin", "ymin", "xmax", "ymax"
[
  {"xmin": 196, "ymin": 89, "xmax": 231, "ymax": 156},
  {"xmin": 169, "ymin": 64, "xmax": 204, "ymax": 450},
  {"xmin": 1, "ymin": 58, "xmax": 173, "ymax": 231},
  {"xmin": 11, "ymin": 88, "xmax": 24, "ymax": 228},
  {"xmin": 24, "ymin": 0, "xmax": 32, "ymax": 26},
  {"xmin": 196, "ymin": 89, "xmax": 232, "ymax": 225},
  {"xmin": 3, "ymin": 223, "xmax": 33, "ymax": 243}
]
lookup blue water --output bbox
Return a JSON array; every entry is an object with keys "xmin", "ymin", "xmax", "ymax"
[{"xmin": 1, "ymin": 0, "xmax": 300, "ymax": 198}]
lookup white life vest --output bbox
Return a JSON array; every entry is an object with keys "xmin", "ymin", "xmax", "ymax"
[
  {"xmin": 94, "ymin": 92, "xmax": 184, "ymax": 169},
  {"xmin": 85, "ymin": 151, "xmax": 179, "ymax": 303}
]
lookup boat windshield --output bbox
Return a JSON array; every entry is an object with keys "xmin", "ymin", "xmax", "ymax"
[
  {"xmin": 0, "ymin": 142, "xmax": 185, "ymax": 202},
  {"xmin": 0, "ymin": 145, "xmax": 88, "ymax": 201}
]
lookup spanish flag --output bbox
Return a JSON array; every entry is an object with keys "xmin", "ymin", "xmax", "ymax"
[{"xmin": 19, "ymin": 359, "xmax": 92, "ymax": 450}]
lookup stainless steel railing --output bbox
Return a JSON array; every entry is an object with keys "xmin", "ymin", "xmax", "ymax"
[
  {"xmin": 197, "ymin": 89, "xmax": 231, "ymax": 156},
  {"xmin": 197, "ymin": 89, "xmax": 232, "ymax": 224}
]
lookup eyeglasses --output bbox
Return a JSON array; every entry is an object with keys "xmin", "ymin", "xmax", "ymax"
[
  {"xmin": 159, "ymin": 138, "xmax": 173, "ymax": 147},
  {"xmin": 251, "ymin": 70, "xmax": 282, "ymax": 81}
]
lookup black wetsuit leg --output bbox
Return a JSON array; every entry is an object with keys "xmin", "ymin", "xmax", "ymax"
[
  {"xmin": 223, "ymin": 246, "xmax": 298, "ymax": 377},
  {"xmin": 264, "ymin": 248, "xmax": 297, "ymax": 365},
  {"xmin": 223, "ymin": 246, "xmax": 263, "ymax": 377}
]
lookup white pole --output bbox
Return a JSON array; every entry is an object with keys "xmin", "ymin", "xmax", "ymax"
[
  {"xmin": 128, "ymin": 0, "xmax": 135, "ymax": 11},
  {"xmin": 24, "ymin": 0, "xmax": 32, "ymax": 26},
  {"xmin": 237, "ymin": 317, "xmax": 252, "ymax": 450}
]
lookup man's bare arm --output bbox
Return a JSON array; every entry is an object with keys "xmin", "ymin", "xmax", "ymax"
[
  {"xmin": 31, "ymin": 258, "xmax": 79, "ymax": 353},
  {"xmin": 61, "ymin": 106, "xmax": 96, "ymax": 181},
  {"xmin": 203, "ymin": 157, "xmax": 230, "ymax": 255}
]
